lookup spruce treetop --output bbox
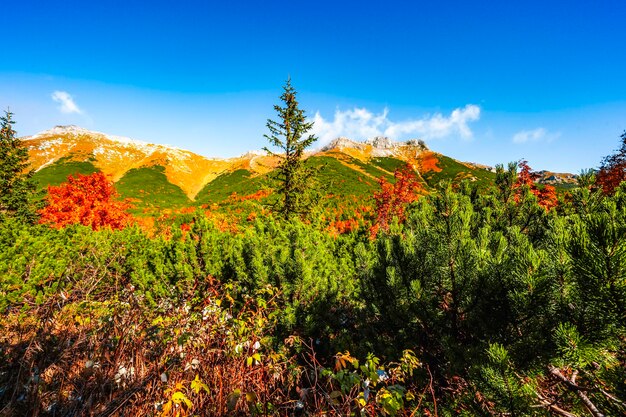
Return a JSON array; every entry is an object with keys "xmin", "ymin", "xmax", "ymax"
[
  {"xmin": 264, "ymin": 79, "xmax": 318, "ymax": 219},
  {"xmin": 0, "ymin": 109, "xmax": 37, "ymax": 222}
]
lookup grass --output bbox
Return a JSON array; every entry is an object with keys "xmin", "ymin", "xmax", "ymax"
[
  {"xmin": 370, "ymin": 157, "xmax": 408, "ymax": 173},
  {"xmin": 30, "ymin": 152, "xmax": 509, "ymax": 215},
  {"xmin": 421, "ymin": 154, "xmax": 496, "ymax": 189},
  {"xmin": 349, "ymin": 157, "xmax": 398, "ymax": 180},
  {"xmin": 116, "ymin": 165, "xmax": 191, "ymax": 212},
  {"xmin": 195, "ymin": 169, "xmax": 271, "ymax": 206},
  {"xmin": 552, "ymin": 182, "xmax": 577, "ymax": 192},
  {"xmin": 32, "ymin": 158, "xmax": 99, "ymax": 189},
  {"xmin": 306, "ymin": 156, "xmax": 380, "ymax": 198},
  {"xmin": 193, "ymin": 156, "xmax": 385, "ymax": 208}
]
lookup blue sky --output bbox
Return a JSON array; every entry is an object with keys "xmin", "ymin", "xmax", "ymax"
[{"xmin": 2, "ymin": 0, "xmax": 625, "ymax": 172}]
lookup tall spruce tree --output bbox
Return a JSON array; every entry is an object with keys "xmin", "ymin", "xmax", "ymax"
[
  {"xmin": 264, "ymin": 79, "xmax": 317, "ymax": 219},
  {"xmin": 0, "ymin": 110, "xmax": 36, "ymax": 222}
]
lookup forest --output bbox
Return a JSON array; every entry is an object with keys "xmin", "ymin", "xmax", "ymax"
[{"xmin": 1, "ymin": 101, "xmax": 626, "ymax": 416}]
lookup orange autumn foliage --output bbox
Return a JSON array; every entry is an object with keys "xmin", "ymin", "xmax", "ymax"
[
  {"xmin": 327, "ymin": 218, "xmax": 359, "ymax": 236},
  {"xmin": 418, "ymin": 151, "xmax": 442, "ymax": 173},
  {"xmin": 372, "ymin": 164, "xmax": 422, "ymax": 234},
  {"xmin": 39, "ymin": 172, "xmax": 132, "ymax": 230},
  {"xmin": 134, "ymin": 216, "xmax": 156, "ymax": 236},
  {"xmin": 596, "ymin": 132, "xmax": 626, "ymax": 194},
  {"xmin": 596, "ymin": 165, "xmax": 626, "ymax": 195},
  {"xmin": 514, "ymin": 160, "xmax": 558, "ymax": 211},
  {"xmin": 228, "ymin": 189, "xmax": 272, "ymax": 203},
  {"xmin": 203, "ymin": 210, "xmax": 240, "ymax": 233},
  {"xmin": 179, "ymin": 206, "xmax": 197, "ymax": 214}
]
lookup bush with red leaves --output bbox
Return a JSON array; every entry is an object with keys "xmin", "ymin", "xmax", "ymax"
[{"xmin": 39, "ymin": 172, "xmax": 132, "ymax": 230}]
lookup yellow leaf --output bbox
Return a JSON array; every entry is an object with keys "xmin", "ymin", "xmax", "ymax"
[
  {"xmin": 171, "ymin": 391, "xmax": 192, "ymax": 409},
  {"xmin": 190, "ymin": 375, "xmax": 201, "ymax": 393},
  {"xmin": 335, "ymin": 351, "xmax": 354, "ymax": 371},
  {"xmin": 245, "ymin": 391, "xmax": 257, "ymax": 403},
  {"xmin": 191, "ymin": 374, "xmax": 209, "ymax": 394}
]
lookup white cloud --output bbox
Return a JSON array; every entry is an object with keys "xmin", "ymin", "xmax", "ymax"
[
  {"xmin": 51, "ymin": 91, "xmax": 82, "ymax": 114},
  {"xmin": 310, "ymin": 104, "xmax": 481, "ymax": 145},
  {"xmin": 512, "ymin": 128, "xmax": 560, "ymax": 144}
]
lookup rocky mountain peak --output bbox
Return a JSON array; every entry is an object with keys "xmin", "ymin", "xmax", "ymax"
[
  {"xmin": 321, "ymin": 137, "xmax": 366, "ymax": 152},
  {"xmin": 366, "ymin": 136, "xmax": 395, "ymax": 149},
  {"xmin": 31, "ymin": 125, "xmax": 93, "ymax": 138}
]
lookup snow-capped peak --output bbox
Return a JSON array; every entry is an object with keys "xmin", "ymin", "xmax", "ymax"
[
  {"xmin": 32, "ymin": 125, "xmax": 92, "ymax": 137},
  {"xmin": 27, "ymin": 125, "xmax": 185, "ymax": 153}
]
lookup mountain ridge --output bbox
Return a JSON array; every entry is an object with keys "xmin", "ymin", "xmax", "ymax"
[
  {"xmin": 21, "ymin": 126, "xmax": 576, "ymax": 211},
  {"xmin": 22, "ymin": 126, "xmax": 434, "ymax": 199}
]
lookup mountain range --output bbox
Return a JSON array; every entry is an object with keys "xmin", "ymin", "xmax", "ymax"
[{"xmin": 21, "ymin": 125, "xmax": 575, "ymax": 212}]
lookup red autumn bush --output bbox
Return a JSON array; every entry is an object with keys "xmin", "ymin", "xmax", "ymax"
[
  {"xmin": 514, "ymin": 161, "xmax": 558, "ymax": 211},
  {"xmin": 39, "ymin": 172, "xmax": 132, "ymax": 230},
  {"xmin": 596, "ymin": 131, "xmax": 626, "ymax": 194},
  {"xmin": 372, "ymin": 164, "xmax": 422, "ymax": 234}
]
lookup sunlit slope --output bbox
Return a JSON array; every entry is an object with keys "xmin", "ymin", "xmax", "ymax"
[
  {"xmin": 23, "ymin": 126, "xmax": 233, "ymax": 199},
  {"xmin": 32, "ymin": 158, "xmax": 99, "ymax": 188},
  {"xmin": 23, "ymin": 125, "xmax": 510, "ymax": 211},
  {"xmin": 194, "ymin": 155, "xmax": 403, "ymax": 208},
  {"xmin": 115, "ymin": 166, "xmax": 191, "ymax": 210},
  {"xmin": 418, "ymin": 152, "xmax": 496, "ymax": 188},
  {"xmin": 195, "ymin": 169, "xmax": 269, "ymax": 206}
]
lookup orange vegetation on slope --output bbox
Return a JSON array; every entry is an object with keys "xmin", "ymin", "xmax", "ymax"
[
  {"xmin": 318, "ymin": 140, "xmax": 427, "ymax": 173},
  {"xmin": 319, "ymin": 150, "xmax": 381, "ymax": 180},
  {"xmin": 321, "ymin": 143, "xmax": 376, "ymax": 163},
  {"xmin": 416, "ymin": 151, "xmax": 442, "ymax": 173},
  {"xmin": 228, "ymin": 189, "xmax": 272, "ymax": 203},
  {"xmin": 24, "ymin": 126, "xmax": 433, "ymax": 201},
  {"xmin": 23, "ymin": 129, "xmax": 279, "ymax": 200}
]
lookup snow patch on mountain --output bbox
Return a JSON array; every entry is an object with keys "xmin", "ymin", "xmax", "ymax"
[
  {"xmin": 28, "ymin": 125, "xmax": 186, "ymax": 155},
  {"xmin": 35, "ymin": 138, "xmax": 64, "ymax": 150}
]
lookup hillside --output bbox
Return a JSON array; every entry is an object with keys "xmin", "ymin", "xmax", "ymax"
[
  {"xmin": 23, "ymin": 126, "xmax": 536, "ymax": 211},
  {"xmin": 7, "ymin": 129, "xmax": 623, "ymax": 417},
  {"xmin": 24, "ymin": 126, "xmax": 268, "ymax": 199}
]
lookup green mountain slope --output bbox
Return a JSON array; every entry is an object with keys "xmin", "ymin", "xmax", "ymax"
[
  {"xmin": 32, "ymin": 157, "xmax": 99, "ymax": 189},
  {"xmin": 420, "ymin": 154, "xmax": 496, "ymax": 188},
  {"xmin": 195, "ymin": 169, "xmax": 269, "ymax": 207},
  {"xmin": 116, "ymin": 166, "xmax": 191, "ymax": 211},
  {"xmin": 31, "ymin": 152, "xmax": 500, "ymax": 214},
  {"xmin": 25, "ymin": 127, "xmax": 576, "ymax": 216}
]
